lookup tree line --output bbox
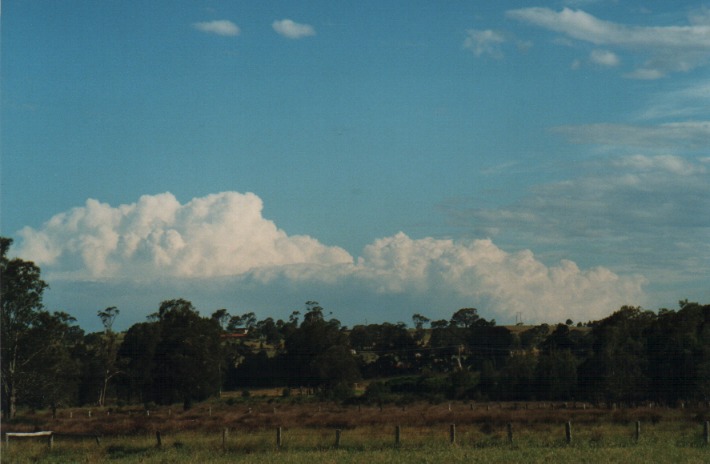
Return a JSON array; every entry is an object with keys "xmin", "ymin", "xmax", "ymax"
[{"xmin": 2, "ymin": 237, "xmax": 709, "ymax": 419}]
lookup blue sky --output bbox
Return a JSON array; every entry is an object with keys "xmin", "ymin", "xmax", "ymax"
[{"xmin": 3, "ymin": 1, "xmax": 709, "ymax": 332}]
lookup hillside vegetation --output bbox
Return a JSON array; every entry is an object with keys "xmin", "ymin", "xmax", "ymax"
[{"xmin": 2, "ymin": 236, "xmax": 709, "ymax": 419}]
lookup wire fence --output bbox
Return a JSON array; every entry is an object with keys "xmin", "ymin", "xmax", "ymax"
[
  {"xmin": 4, "ymin": 400, "xmax": 710, "ymax": 457},
  {"xmin": 4, "ymin": 419, "xmax": 709, "ymax": 452}
]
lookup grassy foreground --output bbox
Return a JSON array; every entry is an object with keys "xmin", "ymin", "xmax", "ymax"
[
  {"xmin": 2, "ymin": 401, "xmax": 709, "ymax": 463},
  {"xmin": 2, "ymin": 424, "xmax": 709, "ymax": 463},
  {"xmin": 1, "ymin": 437, "xmax": 709, "ymax": 464}
]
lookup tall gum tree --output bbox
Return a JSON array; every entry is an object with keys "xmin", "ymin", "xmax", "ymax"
[
  {"xmin": 1, "ymin": 237, "xmax": 49, "ymax": 418},
  {"xmin": 97, "ymin": 306, "xmax": 120, "ymax": 406}
]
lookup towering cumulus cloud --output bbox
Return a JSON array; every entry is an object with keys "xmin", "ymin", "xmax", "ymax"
[
  {"xmin": 17, "ymin": 192, "xmax": 353, "ymax": 280},
  {"xmin": 17, "ymin": 192, "xmax": 645, "ymax": 323},
  {"xmin": 350, "ymin": 233, "xmax": 645, "ymax": 323}
]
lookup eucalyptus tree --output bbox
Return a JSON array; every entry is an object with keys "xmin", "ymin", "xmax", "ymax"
[
  {"xmin": 1, "ymin": 237, "xmax": 80, "ymax": 417},
  {"xmin": 283, "ymin": 301, "xmax": 360, "ymax": 396},
  {"xmin": 151, "ymin": 299, "xmax": 222, "ymax": 408},
  {"xmin": 97, "ymin": 306, "xmax": 120, "ymax": 406}
]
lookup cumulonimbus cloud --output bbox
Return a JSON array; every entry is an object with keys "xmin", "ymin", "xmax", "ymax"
[
  {"xmin": 272, "ymin": 19, "xmax": 315, "ymax": 39},
  {"xmin": 17, "ymin": 191, "xmax": 646, "ymax": 324}
]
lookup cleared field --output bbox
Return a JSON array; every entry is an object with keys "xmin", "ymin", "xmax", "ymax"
[
  {"xmin": 2, "ymin": 401, "xmax": 708, "ymax": 463},
  {"xmin": 2, "ymin": 428, "xmax": 709, "ymax": 464}
]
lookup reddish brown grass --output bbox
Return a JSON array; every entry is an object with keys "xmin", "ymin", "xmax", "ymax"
[{"xmin": 1, "ymin": 400, "xmax": 699, "ymax": 437}]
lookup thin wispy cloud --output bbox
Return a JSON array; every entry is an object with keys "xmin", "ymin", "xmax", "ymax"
[
  {"xmin": 639, "ymin": 80, "xmax": 710, "ymax": 121},
  {"xmin": 272, "ymin": 19, "xmax": 316, "ymax": 39},
  {"xmin": 463, "ymin": 29, "xmax": 507, "ymax": 59},
  {"xmin": 563, "ymin": 0, "xmax": 606, "ymax": 6},
  {"xmin": 443, "ymin": 155, "xmax": 710, "ymax": 284},
  {"xmin": 553, "ymin": 121, "xmax": 710, "ymax": 150},
  {"xmin": 507, "ymin": 7, "xmax": 710, "ymax": 78},
  {"xmin": 192, "ymin": 20, "xmax": 240, "ymax": 37},
  {"xmin": 590, "ymin": 49, "xmax": 620, "ymax": 67},
  {"xmin": 689, "ymin": 5, "xmax": 710, "ymax": 25}
]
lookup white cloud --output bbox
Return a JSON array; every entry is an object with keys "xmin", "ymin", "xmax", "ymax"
[
  {"xmin": 347, "ymin": 233, "xmax": 646, "ymax": 323},
  {"xmin": 689, "ymin": 6, "xmax": 710, "ymax": 26},
  {"xmin": 611, "ymin": 153, "xmax": 706, "ymax": 176},
  {"xmin": 590, "ymin": 49, "xmax": 620, "ymax": 67},
  {"xmin": 639, "ymin": 80, "xmax": 710, "ymax": 121},
  {"xmin": 463, "ymin": 29, "xmax": 507, "ymax": 59},
  {"xmin": 272, "ymin": 19, "xmax": 315, "ymax": 39},
  {"xmin": 624, "ymin": 68, "xmax": 664, "ymax": 80},
  {"xmin": 18, "ymin": 192, "xmax": 352, "ymax": 280},
  {"xmin": 507, "ymin": 7, "xmax": 710, "ymax": 48},
  {"xmin": 17, "ymin": 191, "xmax": 646, "ymax": 325},
  {"xmin": 192, "ymin": 20, "xmax": 240, "ymax": 37},
  {"xmin": 507, "ymin": 7, "xmax": 710, "ymax": 78},
  {"xmin": 442, "ymin": 155, "xmax": 710, "ymax": 291},
  {"xmin": 563, "ymin": 0, "xmax": 605, "ymax": 6},
  {"xmin": 553, "ymin": 121, "xmax": 710, "ymax": 150}
]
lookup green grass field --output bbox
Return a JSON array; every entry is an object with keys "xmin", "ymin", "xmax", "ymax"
[
  {"xmin": 2, "ymin": 401, "xmax": 708, "ymax": 463},
  {"xmin": 2, "ymin": 434, "xmax": 709, "ymax": 464},
  {"xmin": 2, "ymin": 422, "xmax": 709, "ymax": 463}
]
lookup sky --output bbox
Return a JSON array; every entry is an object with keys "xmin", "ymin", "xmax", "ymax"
[{"xmin": 2, "ymin": 1, "xmax": 709, "ymax": 333}]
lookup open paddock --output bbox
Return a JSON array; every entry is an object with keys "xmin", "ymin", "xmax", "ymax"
[{"xmin": 2, "ymin": 401, "xmax": 708, "ymax": 463}]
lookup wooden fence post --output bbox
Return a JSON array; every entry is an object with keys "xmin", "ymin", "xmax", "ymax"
[
  {"xmin": 335, "ymin": 429, "xmax": 341, "ymax": 448},
  {"xmin": 395, "ymin": 425, "xmax": 401, "ymax": 447},
  {"xmin": 276, "ymin": 427, "xmax": 282, "ymax": 448},
  {"xmin": 507, "ymin": 423, "xmax": 513, "ymax": 444},
  {"xmin": 565, "ymin": 421, "xmax": 572, "ymax": 444},
  {"xmin": 449, "ymin": 424, "xmax": 456, "ymax": 445},
  {"xmin": 704, "ymin": 421, "xmax": 709, "ymax": 445},
  {"xmin": 48, "ymin": 433, "xmax": 53, "ymax": 450},
  {"xmin": 635, "ymin": 421, "xmax": 641, "ymax": 442},
  {"xmin": 155, "ymin": 431, "xmax": 162, "ymax": 448},
  {"xmin": 222, "ymin": 428, "xmax": 228, "ymax": 450}
]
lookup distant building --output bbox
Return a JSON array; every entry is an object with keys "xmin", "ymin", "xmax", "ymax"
[{"xmin": 221, "ymin": 328, "xmax": 249, "ymax": 338}]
